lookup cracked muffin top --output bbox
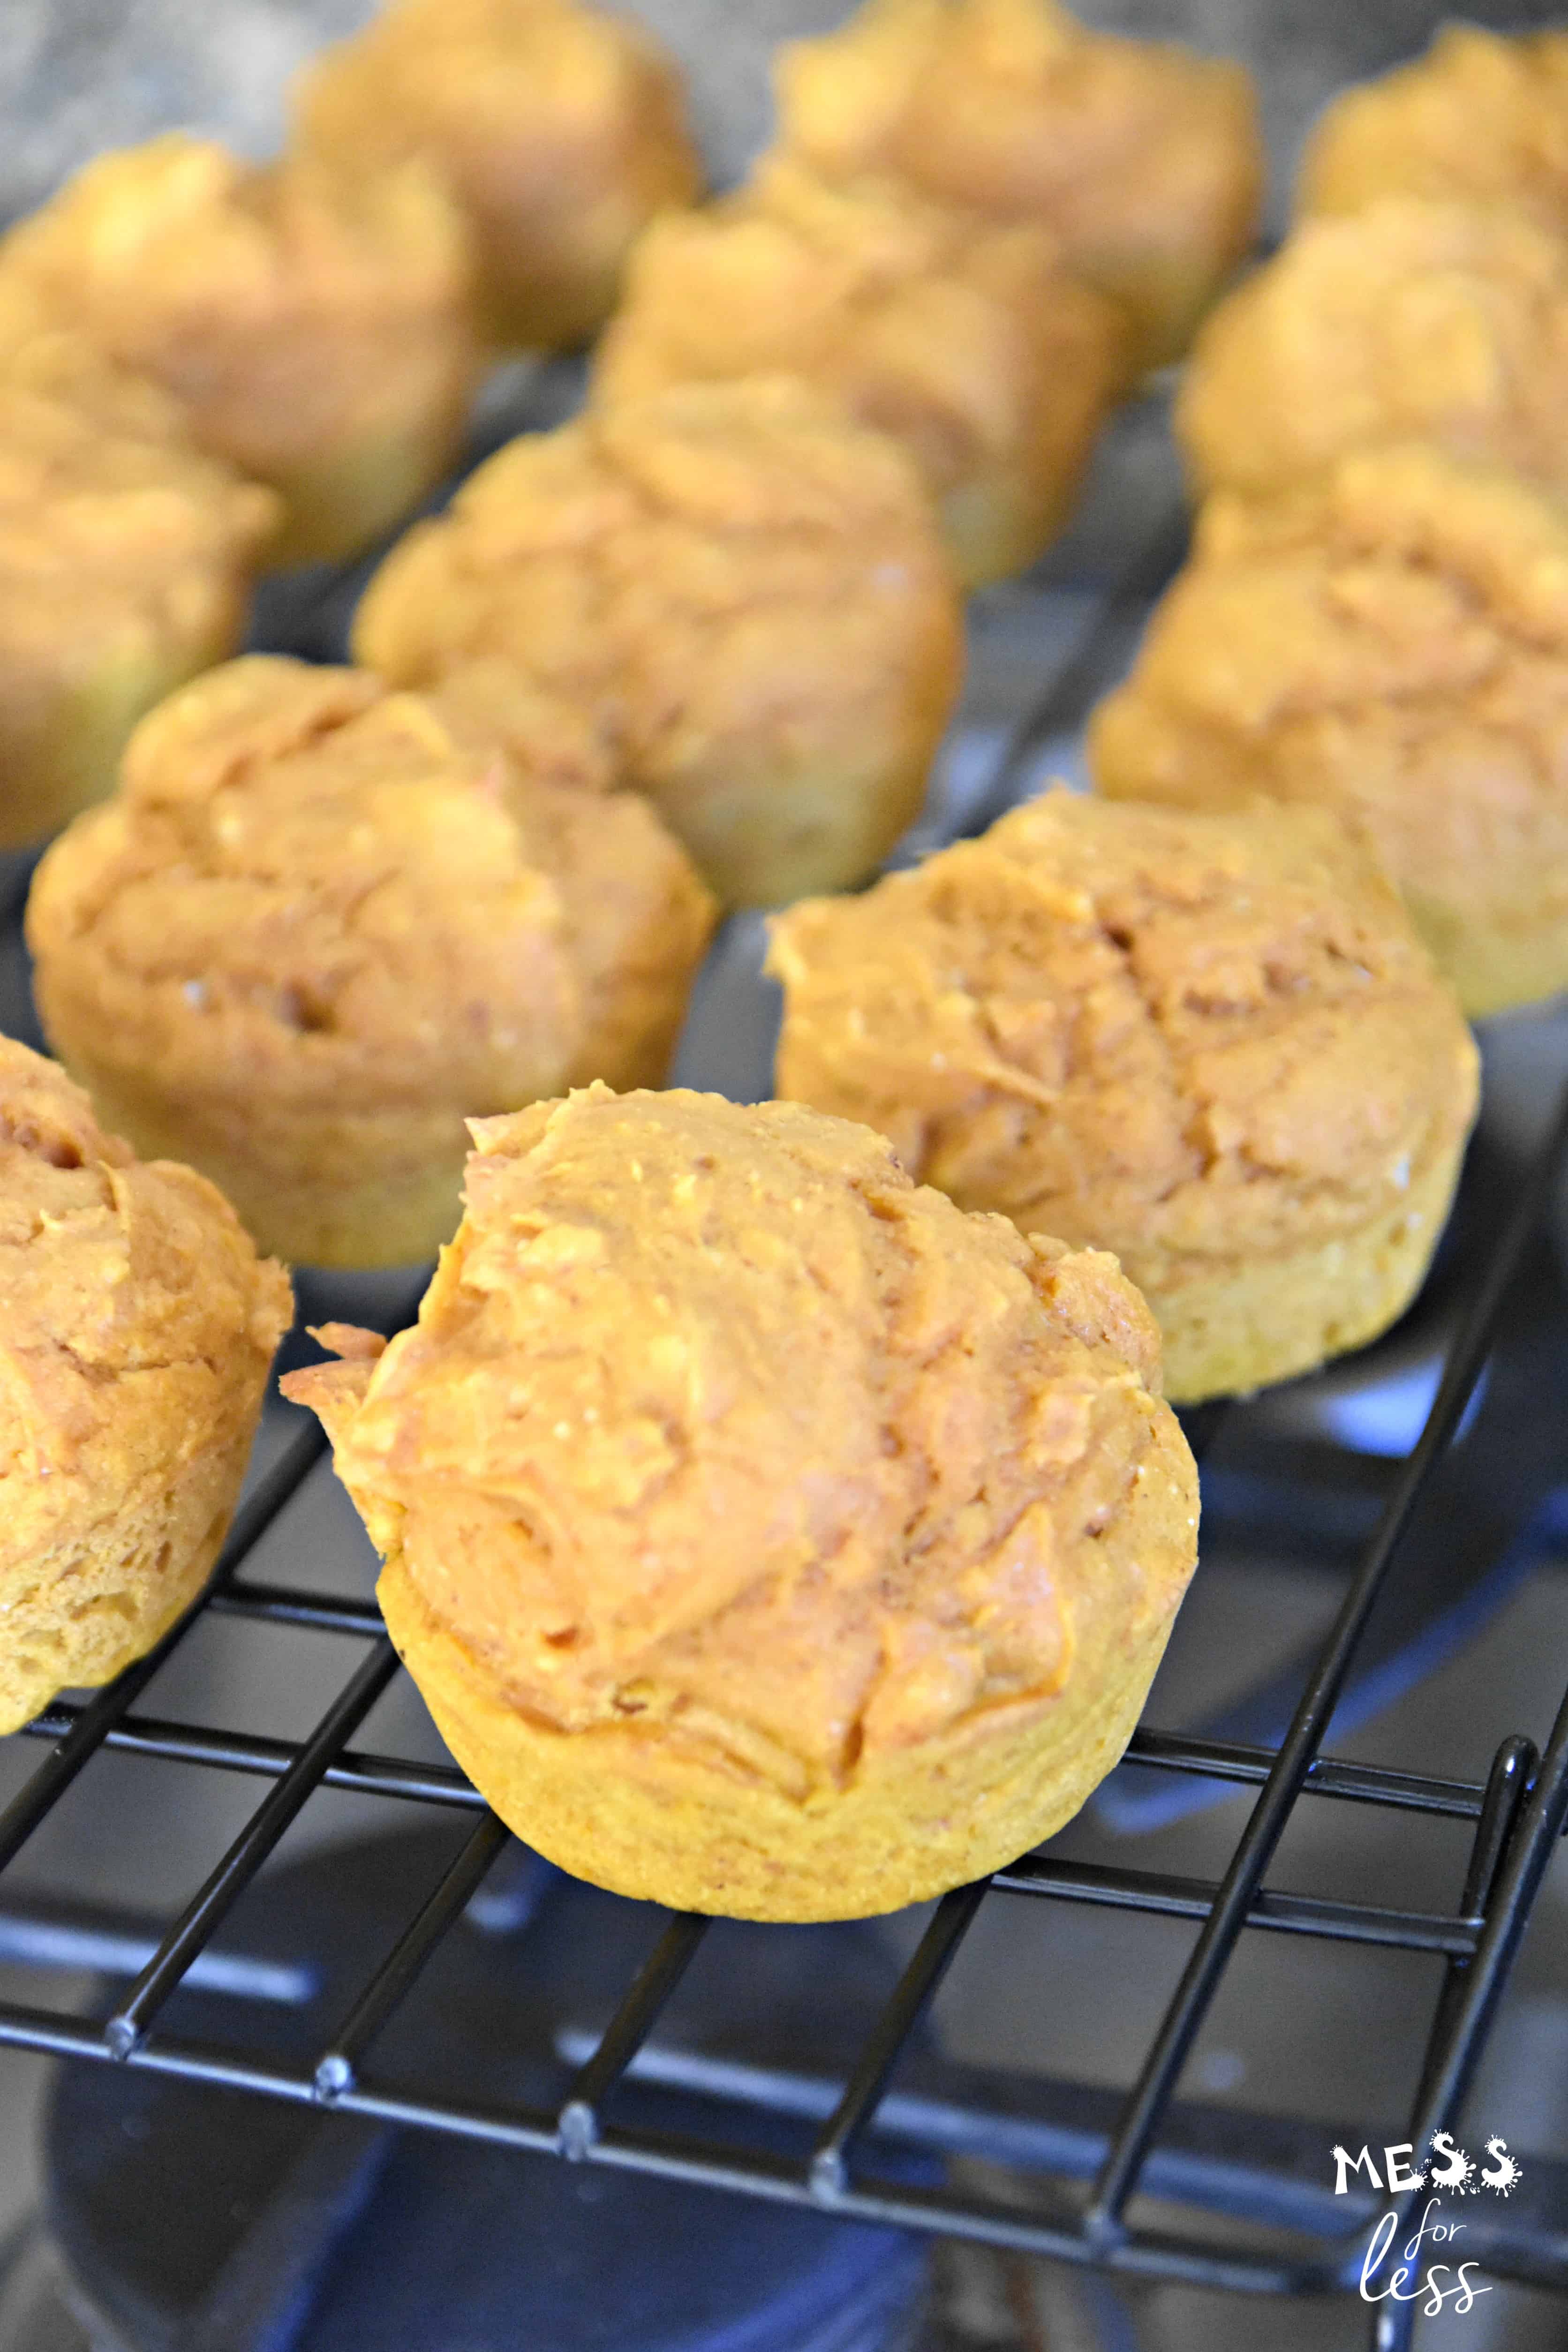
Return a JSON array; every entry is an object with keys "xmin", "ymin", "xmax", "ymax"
[
  {"xmin": 293, "ymin": 0, "xmax": 702, "ymax": 352},
  {"xmin": 1104, "ymin": 441, "xmax": 1568, "ymax": 727},
  {"xmin": 1299, "ymin": 25, "xmax": 1568, "ymax": 234},
  {"xmin": 769, "ymin": 790, "xmax": 1478, "ymax": 1295},
  {"xmin": 772, "ymin": 0, "xmax": 1263, "ymax": 368},
  {"xmin": 0, "ymin": 132, "xmax": 480, "ymax": 561},
  {"xmin": 1087, "ymin": 442, "xmax": 1568, "ymax": 1014},
  {"xmin": 0, "ymin": 312, "xmax": 278, "ymax": 629},
  {"xmin": 0, "ymin": 271, "xmax": 254, "ymax": 470},
  {"xmin": 595, "ymin": 152, "xmax": 1131, "ymax": 463},
  {"xmin": 25, "ymin": 656, "xmax": 715, "ymax": 1131},
  {"xmin": 284, "ymin": 1084, "xmax": 1195, "ymax": 1792},
  {"xmin": 354, "ymin": 373, "xmax": 954, "ymax": 702},
  {"xmin": 0, "ymin": 1036, "xmax": 289, "ymax": 1507},
  {"xmin": 352, "ymin": 374, "xmax": 963, "ymax": 903},
  {"xmin": 1176, "ymin": 197, "xmax": 1568, "ymax": 502}
]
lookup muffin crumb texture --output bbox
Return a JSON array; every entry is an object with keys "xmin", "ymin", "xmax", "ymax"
[
  {"xmin": 0, "ymin": 1039, "xmax": 290, "ymax": 1735},
  {"xmin": 284, "ymin": 1086, "xmax": 1198, "ymax": 1918},
  {"xmin": 770, "ymin": 792, "xmax": 1478, "ymax": 1402}
]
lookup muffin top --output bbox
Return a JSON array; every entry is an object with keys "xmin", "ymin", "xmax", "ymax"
[
  {"xmin": 595, "ymin": 155, "xmax": 1131, "ymax": 448},
  {"xmin": 0, "ymin": 310, "xmax": 278, "ymax": 634},
  {"xmin": 0, "ymin": 1037, "xmax": 289, "ymax": 1507},
  {"xmin": 0, "ymin": 134, "xmax": 477, "ymax": 491},
  {"xmin": 1176, "ymin": 197, "xmax": 1568, "ymax": 501},
  {"xmin": 0, "ymin": 272, "xmax": 223, "ymax": 453},
  {"xmin": 1088, "ymin": 443, "xmax": 1568, "ymax": 930},
  {"xmin": 776, "ymin": 0, "xmax": 1258, "ymax": 231},
  {"xmin": 26, "ymin": 657, "xmax": 715, "ymax": 1128},
  {"xmin": 352, "ymin": 375, "xmax": 962, "ymax": 897},
  {"xmin": 774, "ymin": 0, "xmax": 1262, "ymax": 361},
  {"xmin": 1298, "ymin": 25, "xmax": 1568, "ymax": 231},
  {"xmin": 769, "ymin": 791, "xmax": 1478, "ymax": 1292},
  {"xmin": 1106, "ymin": 442, "xmax": 1568, "ymax": 729},
  {"xmin": 299, "ymin": 0, "xmax": 694, "ymax": 145},
  {"xmin": 0, "ymin": 133, "xmax": 472, "ymax": 358},
  {"xmin": 355, "ymin": 373, "xmax": 952, "ymax": 699},
  {"xmin": 284, "ymin": 1084, "xmax": 1195, "ymax": 1793},
  {"xmin": 294, "ymin": 0, "xmax": 701, "ymax": 347}
]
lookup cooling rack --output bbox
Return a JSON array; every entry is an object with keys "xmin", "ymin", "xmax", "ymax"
[{"xmin": 2, "ymin": 380, "xmax": 1568, "ymax": 2352}]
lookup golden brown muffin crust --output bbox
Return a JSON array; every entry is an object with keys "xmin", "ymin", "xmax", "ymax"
[
  {"xmin": 1299, "ymin": 25, "xmax": 1568, "ymax": 233},
  {"xmin": 0, "ymin": 1040, "xmax": 290, "ymax": 1734},
  {"xmin": 354, "ymin": 377, "xmax": 964, "ymax": 905},
  {"xmin": 594, "ymin": 157, "xmax": 1128, "ymax": 588},
  {"xmin": 1176, "ymin": 197, "xmax": 1568, "ymax": 503},
  {"xmin": 294, "ymin": 0, "xmax": 702, "ymax": 352},
  {"xmin": 774, "ymin": 0, "xmax": 1264, "ymax": 368},
  {"xmin": 0, "ymin": 331, "xmax": 279, "ymax": 848},
  {"xmin": 769, "ymin": 792, "xmax": 1478, "ymax": 1307},
  {"xmin": 0, "ymin": 274, "xmax": 241, "ymax": 460},
  {"xmin": 285, "ymin": 1087, "xmax": 1196, "ymax": 1893},
  {"xmin": 416, "ymin": 658, "xmax": 618, "ymax": 798},
  {"xmin": 1090, "ymin": 443, "xmax": 1568, "ymax": 1015},
  {"xmin": 0, "ymin": 134, "xmax": 481, "ymax": 563},
  {"xmin": 26, "ymin": 657, "xmax": 716, "ymax": 1266}
]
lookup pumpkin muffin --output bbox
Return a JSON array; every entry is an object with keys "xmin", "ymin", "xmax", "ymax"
[
  {"xmin": 1299, "ymin": 25, "xmax": 1568, "ymax": 236},
  {"xmin": 1176, "ymin": 197, "xmax": 1568, "ymax": 505},
  {"xmin": 0, "ymin": 133, "xmax": 482, "ymax": 564},
  {"xmin": 594, "ymin": 157, "xmax": 1128, "ymax": 589},
  {"xmin": 293, "ymin": 0, "xmax": 702, "ymax": 354},
  {"xmin": 353, "ymin": 376, "xmax": 964, "ymax": 906},
  {"xmin": 0, "ymin": 1038, "xmax": 290, "ymax": 1737},
  {"xmin": 1091, "ymin": 442, "xmax": 1568, "ymax": 1018},
  {"xmin": 282, "ymin": 1085, "xmax": 1199, "ymax": 1920},
  {"xmin": 26, "ymin": 658, "xmax": 715, "ymax": 1269},
  {"xmin": 0, "ymin": 311, "xmax": 278, "ymax": 848},
  {"xmin": 769, "ymin": 792, "xmax": 1479, "ymax": 1404},
  {"xmin": 774, "ymin": 0, "xmax": 1264, "ymax": 372}
]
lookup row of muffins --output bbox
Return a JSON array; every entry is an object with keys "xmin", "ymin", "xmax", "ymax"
[
  {"xmin": 0, "ymin": 13, "xmax": 1538, "ymax": 1929},
  {"xmin": 1, "ymin": 0, "xmax": 704, "ymax": 557},
  {"xmin": 0, "ymin": 716, "xmax": 1477, "ymax": 1902},
  {"xmin": 24, "ymin": 645, "xmax": 1479, "ymax": 1403},
  {"xmin": 292, "ymin": 0, "xmax": 1266, "ymax": 896},
  {"xmin": 0, "ymin": 0, "xmax": 704, "ymax": 851},
  {"xmin": 10, "ymin": 13, "xmax": 1500, "ymax": 1409},
  {"xmin": 587, "ymin": 0, "xmax": 1266, "ymax": 590},
  {"xmin": 1099, "ymin": 21, "xmax": 1568, "ymax": 1022},
  {"xmin": 0, "ymin": 0, "xmax": 1268, "ymax": 854},
  {"xmin": 0, "ymin": 1040, "xmax": 1201, "ymax": 1923}
]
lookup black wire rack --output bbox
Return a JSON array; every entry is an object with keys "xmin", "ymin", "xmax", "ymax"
[{"xmin": 3, "ymin": 392, "xmax": 1568, "ymax": 2352}]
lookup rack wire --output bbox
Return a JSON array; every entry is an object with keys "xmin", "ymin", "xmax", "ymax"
[{"xmin": 2, "ymin": 399, "xmax": 1568, "ymax": 2351}]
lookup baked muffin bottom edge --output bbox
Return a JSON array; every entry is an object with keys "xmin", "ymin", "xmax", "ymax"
[
  {"xmin": 1137, "ymin": 1134, "xmax": 1470, "ymax": 1405},
  {"xmin": 378, "ymin": 1551, "xmax": 1185, "ymax": 1923},
  {"xmin": 0, "ymin": 1418, "xmax": 257, "ymax": 1736}
]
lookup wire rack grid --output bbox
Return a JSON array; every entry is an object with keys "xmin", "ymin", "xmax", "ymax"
[{"xmin": 0, "ymin": 400, "xmax": 1566, "ymax": 2352}]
